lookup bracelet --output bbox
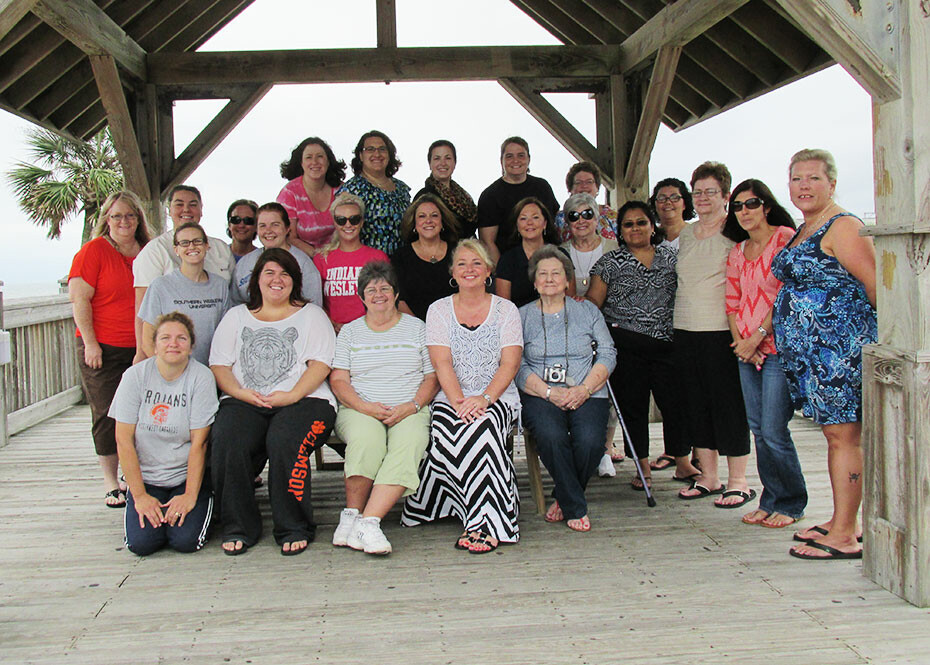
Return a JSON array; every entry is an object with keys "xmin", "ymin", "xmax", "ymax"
[
  {"xmin": 482, "ymin": 393, "xmax": 492, "ymax": 405},
  {"xmin": 545, "ymin": 386, "xmax": 552, "ymax": 401},
  {"xmin": 581, "ymin": 384, "xmax": 593, "ymax": 396},
  {"xmin": 412, "ymin": 399, "xmax": 421, "ymax": 412},
  {"xmin": 758, "ymin": 326, "xmax": 769, "ymax": 338}
]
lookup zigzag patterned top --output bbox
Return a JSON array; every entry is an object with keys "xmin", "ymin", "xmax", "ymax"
[{"xmin": 724, "ymin": 225, "xmax": 794, "ymax": 355}]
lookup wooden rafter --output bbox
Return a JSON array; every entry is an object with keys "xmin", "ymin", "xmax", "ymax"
[
  {"xmin": 508, "ymin": 0, "xmax": 594, "ymax": 45},
  {"xmin": 376, "ymin": 0, "xmax": 396, "ymax": 49},
  {"xmin": 165, "ymin": 83, "xmax": 271, "ymax": 196},
  {"xmin": 32, "ymin": 0, "xmax": 146, "ymax": 81},
  {"xmin": 498, "ymin": 78, "xmax": 608, "ymax": 179},
  {"xmin": 0, "ymin": 0, "xmax": 37, "ymax": 42},
  {"xmin": 147, "ymin": 45, "xmax": 626, "ymax": 85},
  {"xmin": 773, "ymin": 0, "xmax": 900, "ymax": 103},
  {"xmin": 89, "ymin": 54, "xmax": 149, "ymax": 198},
  {"xmin": 625, "ymin": 45, "xmax": 681, "ymax": 188},
  {"xmin": 619, "ymin": 0, "xmax": 749, "ymax": 72}
]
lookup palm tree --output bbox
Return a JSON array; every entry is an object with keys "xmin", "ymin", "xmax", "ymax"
[{"xmin": 5, "ymin": 128, "xmax": 123, "ymax": 245}]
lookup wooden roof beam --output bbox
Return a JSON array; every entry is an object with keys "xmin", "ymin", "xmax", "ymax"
[
  {"xmin": 580, "ymin": 0, "xmax": 638, "ymax": 37},
  {"xmin": 160, "ymin": 0, "xmax": 252, "ymax": 53},
  {"xmin": 547, "ymin": 0, "xmax": 626, "ymax": 44},
  {"xmin": 147, "ymin": 45, "xmax": 625, "ymax": 85},
  {"xmin": 32, "ymin": 0, "xmax": 146, "ymax": 81},
  {"xmin": 625, "ymin": 45, "xmax": 681, "ymax": 189},
  {"xmin": 0, "ymin": 0, "xmax": 37, "ymax": 41},
  {"xmin": 728, "ymin": 2, "xmax": 816, "ymax": 74},
  {"xmin": 376, "ymin": 0, "xmax": 396, "ymax": 49},
  {"xmin": 619, "ymin": 0, "xmax": 750, "ymax": 72},
  {"xmin": 509, "ymin": 0, "xmax": 596, "ymax": 45},
  {"xmin": 773, "ymin": 0, "xmax": 900, "ymax": 103},
  {"xmin": 89, "ymin": 53, "xmax": 150, "ymax": 199},
  {"xmin": 498, "ymin": 77, "xmax": 609, "ymax": 181},
  {"xmin": 165, "ymin": 83, "xmax": 271, "ymax": 196}
]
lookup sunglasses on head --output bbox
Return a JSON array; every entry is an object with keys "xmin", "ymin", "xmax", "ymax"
[
  {"xmin": 334, "ymin": 214, "xmax": 363, "ymax": 226},
  {"xmin": 567, "ymin": 208, "xmax": 596, "ymax": 222},
  {"xmin": 229, "ymin": 216, "xmax": 256, "ymax": 226},
  {"xmin": 730, "ymin": 197, "xmax": 765, "ymax": 212}
]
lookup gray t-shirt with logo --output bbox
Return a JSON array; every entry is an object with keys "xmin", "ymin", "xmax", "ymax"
[
  {"xmin": 108, "ymin": 357, "xmax": 218, "ymax": 488},
  {"xmin": 138, "ymin": 270, "xmax": 230, "ymax": 365}
]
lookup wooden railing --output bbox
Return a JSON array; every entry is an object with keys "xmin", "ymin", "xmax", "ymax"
[{"xmin": 0, "ymin": 282, "xmax": 82, "ymax": 446}]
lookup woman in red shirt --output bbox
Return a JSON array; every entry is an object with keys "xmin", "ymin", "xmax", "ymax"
[
  {"xmin": 69, "ymin": 190, "xmax": 151, "ymax": 508},
  {"xmin": 723, "ymin": 179, "xmax": 806, "ymax": 526}
]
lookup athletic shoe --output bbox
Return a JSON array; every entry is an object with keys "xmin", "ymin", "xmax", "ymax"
[
  {"xmin": 597, "ymin": 453, "xmax": 616, "ymax": 478},
  {"xmin": 347, "ymin": 516, "xmax": 392, "ymax": 555},
  {"xmin": 332, "ymin": 508, "xmax": 359, "ymax": 547}
]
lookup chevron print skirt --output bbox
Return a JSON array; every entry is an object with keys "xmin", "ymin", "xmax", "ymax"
[{"xmin": 401, "ymin": 401, "xmax": 519, "ymax": 543}]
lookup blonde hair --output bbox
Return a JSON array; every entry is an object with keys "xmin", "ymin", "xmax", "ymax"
[
  {"xmin": 319, "ymin": 192, "xmax": 366, "ymax": 258},
  {"xmin": 92, "ymin": 190, "xmax": 151, "ymax": 246},
  {"xmin": 451, "ymin": 238, "xmax": 495, "ymax": 274},
  {"xmin": 789, "ymin": 148, "xmax": 837, "ymax": 182}
]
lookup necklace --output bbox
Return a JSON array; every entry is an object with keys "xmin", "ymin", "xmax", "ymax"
[
  {"xmin": 796, "ymin": 203, "xmax": 835, "ymax": 245},
  {"xmin": 414, "ymin": 240, "xmax": 445, "ymax": 264},
  {"xmin": 570, "ymin": 242, "xmax": 602, "ymax": 289}
]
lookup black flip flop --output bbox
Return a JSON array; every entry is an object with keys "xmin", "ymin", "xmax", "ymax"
[
  {"xmin": 223, "ymin": 541, "xmax": 249, "ymax": 556},
  {"xmin": 649, "ymin": 454, "xmax": 675, "ymax": 471},
  {"xmin": 454, "ymin": 532, "xmax": 473, "ymax": 550},
  {"xmin": 714, "ymin": 488, "xmax": 757, "ymax": 509},
  {"xmin": 672, "ymin": 472, "xmax": 700, "ymax": 484},
  {"xmin": 789, "ymin": 541, "xmax": 863, "ymax": 560},
  {"xmin": 793, "ymin": 525, "xmax": 863, "ymax": 544},
  {"xmin": 678, "ymin": 482, "xmax": 725, "ymax": 500},
  {"xmin": 281, "ymin": 541, "xmax": 308, "ymax": 556},
  {"xmin": 104, "ymin": 488, "xmax": 126, "ymax": 508}
]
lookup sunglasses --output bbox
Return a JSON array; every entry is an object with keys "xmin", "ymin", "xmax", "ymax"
[
  {"xmin": 229, "ymin": 216, "xmax": 256, "ymax": 226},
  {"xmin": 334, "ymin": 214, "xmax": 363, "ymax": 226},
  {"xmin": 567, "ymin": 208, "xmax": 596, "ymax": 222},
  {"xmin": 621, "ymin": 219, "xmax": 650, "ymax": 229},
  {"xmin": 730, "ymin": 197, "xmax": 765, "ymax": 212}
]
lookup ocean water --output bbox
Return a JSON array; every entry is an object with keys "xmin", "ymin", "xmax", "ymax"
[{"xmin": 1, "ymin": 282, "xmax": 65, "ymax": 300}]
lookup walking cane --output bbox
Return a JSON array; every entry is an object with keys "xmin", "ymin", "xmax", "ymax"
[{"xmin": 593, "ymin": 340, "xmax": 656, "ymax": 507}]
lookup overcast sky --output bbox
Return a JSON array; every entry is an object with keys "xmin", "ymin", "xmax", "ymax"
[{"xmin": 0, "ymin": 0, "xmax": 875, "ymax": 297}]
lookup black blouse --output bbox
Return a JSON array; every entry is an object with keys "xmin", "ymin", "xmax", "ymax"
[{"xmin": 391, "ymin": 243, "xmax": 456, "ymax": 321}]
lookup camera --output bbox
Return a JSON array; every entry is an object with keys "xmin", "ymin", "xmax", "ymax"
[{"xmin": 543, "ymin": 364, "xmax": 567, "ymax": 384}]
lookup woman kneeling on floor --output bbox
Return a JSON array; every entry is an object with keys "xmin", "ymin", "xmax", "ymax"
[
  {"xmin": 517, "ymin": 245, "xmax": 616, "ymax": 531},
  {"xmin": 110, "ymin": 312, "xmax": 218, "ymax": 555},
  {"xmin": 210, "ymin": 248, "xmax": 337, "ymax": 556},
  {"xmin": 329, "ymin": 262, "xmax": 439, "ymax": 555}
]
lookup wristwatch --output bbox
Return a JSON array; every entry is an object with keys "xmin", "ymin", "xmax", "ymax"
[
  {"xmin": 482, "ymin": 393, "xmax": 492, "ymax": 404},
  {"xmin": 412, "ymin": 399, "xmax": 421, "ymax": 413},
  {"xmin": 545, "ymin": 386, "xmax": 552, "ymax": 401},
  {"xmin": 757, "ymin": 326, "xmax": 769, "ymax": 337}
]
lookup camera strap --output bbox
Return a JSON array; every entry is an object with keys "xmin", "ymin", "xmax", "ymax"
[{"xmin": 540, "ymin": 301, "xmax": 569, "ymax": 379}]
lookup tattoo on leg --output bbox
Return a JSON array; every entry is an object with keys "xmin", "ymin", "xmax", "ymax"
[{"xmin": 849, "ymin": 472, "xmax": 861, "ymax": 483}]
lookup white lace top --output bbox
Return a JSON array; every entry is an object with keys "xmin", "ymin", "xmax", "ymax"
[{"xmin": 425, "ymin": 295, "xmax": 523, "ymax": 409}]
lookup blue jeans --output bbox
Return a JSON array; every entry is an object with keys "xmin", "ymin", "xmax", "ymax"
[
  {"xmin": 125, "ymin": 481, "xmax": 213, "ymax": 555},
  {"xmin": 738, "ymin": 354, "xmax": 808, "ymax": 518},
  {"xmin": 520, "ymin": 393, "xmax": 609, "ymax": 520}
]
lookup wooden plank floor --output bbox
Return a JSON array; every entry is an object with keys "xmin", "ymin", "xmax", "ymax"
[{"xmin": 1, "ymin": 407, "xmax": 928, "ymax": 664}]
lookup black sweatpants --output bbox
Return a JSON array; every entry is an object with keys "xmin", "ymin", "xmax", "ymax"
[
  {"xmin": 608, "ymin": 326, "xmax": 685, "ymax": 460},
  {"xmin": 211, "ymin": 397, "xmax": 335, "ymax": 546}
]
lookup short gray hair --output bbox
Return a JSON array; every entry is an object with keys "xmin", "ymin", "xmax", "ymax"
[
  {"xmin": 527, "ymin": 245, "xmax": 574, "ymax": 286},
  {"xmin": 357, "ymin": 261, "xmax": 399, "ymax": 309},
  {"xmin": 789, "ymin": 148, "xmax": 837, "ymax": 182},
  {"xmin": 331, "ymin": 191, "xmax": 366, "ymax": 217},
  {"xmin": 563, "ymin": 192, "xmax": 598, "ymax": 215}
]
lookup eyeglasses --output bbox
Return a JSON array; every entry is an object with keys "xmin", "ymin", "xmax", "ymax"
[
  {"xmin": 175, "ymin": 238, "xmax": 206, "ymax": 247},
  {"xmin": 334, "ymin": 215, "xmax": 363, "ymax": 226},
  {"xmin": 109, "ymin": 213, "xmax": 138, "ymax": 222},
  {"xmin": 362, "ymin": 145, "xmax": 389, "ymax": 154},
  {"xmin": 567, "ymin": 208, "xmax": 596, "ymax": 222},
  {"xmin": 655, "ymin": 194, "xmax": 682, "ymax": 204},
  {"xmin": 229, "ymin": 216, "xmax": 256, "ymax": 226},
  {"xmin": 692, "ymin": 188, "xmax": 720, "ymax": 198},
  {"xmin": 573, "ymin": 178, "xmax": 597, "ymax": 188},
  {"xmin": 363, "ymin": 285, "xmax": 394, "ymax": 297},
  {"xmin": 621, "ymin": 219, "xmax": 650, "ymax": 229},
  {"xmin": 730, "ymin": 197, "xmax": 765, "ymax": 212}
]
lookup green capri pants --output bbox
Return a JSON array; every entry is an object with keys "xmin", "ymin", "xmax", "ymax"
[{"xmin": 335, "ymin": 406, "xmax": 431, "ymax": 496}]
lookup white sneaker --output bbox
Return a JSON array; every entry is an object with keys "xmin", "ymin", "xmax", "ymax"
[
  {"xmin": 347, "ymin": 516, "xmax": 392, "ymax": 555},
  {"xmin": 332, "ymin": 508, "xmax": 359, "ymax": 547},
  {"xmin": 597, "ymin": 453, "xmax": 617, "ymax": 478}
]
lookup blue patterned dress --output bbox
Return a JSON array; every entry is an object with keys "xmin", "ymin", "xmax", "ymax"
[
  {"xmin": 771, "ymin": 213, "xmax": 877, "ymax": 424},
  {"xmin": 339, "ymin": 176, "xmax": 411, "ymax": 256}
]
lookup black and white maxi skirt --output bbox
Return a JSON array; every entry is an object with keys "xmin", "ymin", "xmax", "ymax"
[{"xmin": 401, "ymin": 401, "xmax": 519, "ymax": 543}]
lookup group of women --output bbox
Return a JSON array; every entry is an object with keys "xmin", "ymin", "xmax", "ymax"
[{"xmin": 68, "ymin": 132, "xmax": 874, "ymax": 561}]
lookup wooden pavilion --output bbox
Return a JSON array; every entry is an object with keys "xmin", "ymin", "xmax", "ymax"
[{"xmin": 0, "ymin": 0, "xmax": 927, "ymax": 607}]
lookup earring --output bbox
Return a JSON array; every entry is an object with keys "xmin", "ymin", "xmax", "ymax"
[
  {"xmin": 485, "ymin": 276, "xmax": 493, "ymax": 287},
  {"xmin": 449, "ymin": 277, "xmax": 458, "ymax": 288}
]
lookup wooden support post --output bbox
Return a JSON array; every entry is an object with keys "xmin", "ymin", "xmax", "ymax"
[
  {"xmin": 89, "ymin": 54, "xmax": 151, "ymax": 202},
  {"xmin": 376, "ymin": 0, "xmax": 396, "ymax": 49},
  {"xmin": 164, "ymin": 84, "xmax": 272, "ymax": 195},
  {"xmin": 0, "ymin": 279, "xmax": 7, "ymax": 449},
  {"xmin": 498, "ymin": 78, "xmax": 609, "ymax": 178},
  {"xmin": 625, "ymin": 45, "xmax": 681, "ymax": 192},
  {"xmin": 137, "ymin": 84, "xmax": 168, "ymax": 233},
  {"xmin": 0, "ymin": 0, "xmax": 37, "ymax": 41},
  {"xmin": 854, "ymin": 1, "xmax": 929, "ymax": 607},
  {"xmin": 606, "ymin": 74, "xmax": 647, "ymax": 206}
]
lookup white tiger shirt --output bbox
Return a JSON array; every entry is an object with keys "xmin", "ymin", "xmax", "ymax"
[{"xmin": 209, "ymin": 303, "xmax": 337, "ymax": 408}]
